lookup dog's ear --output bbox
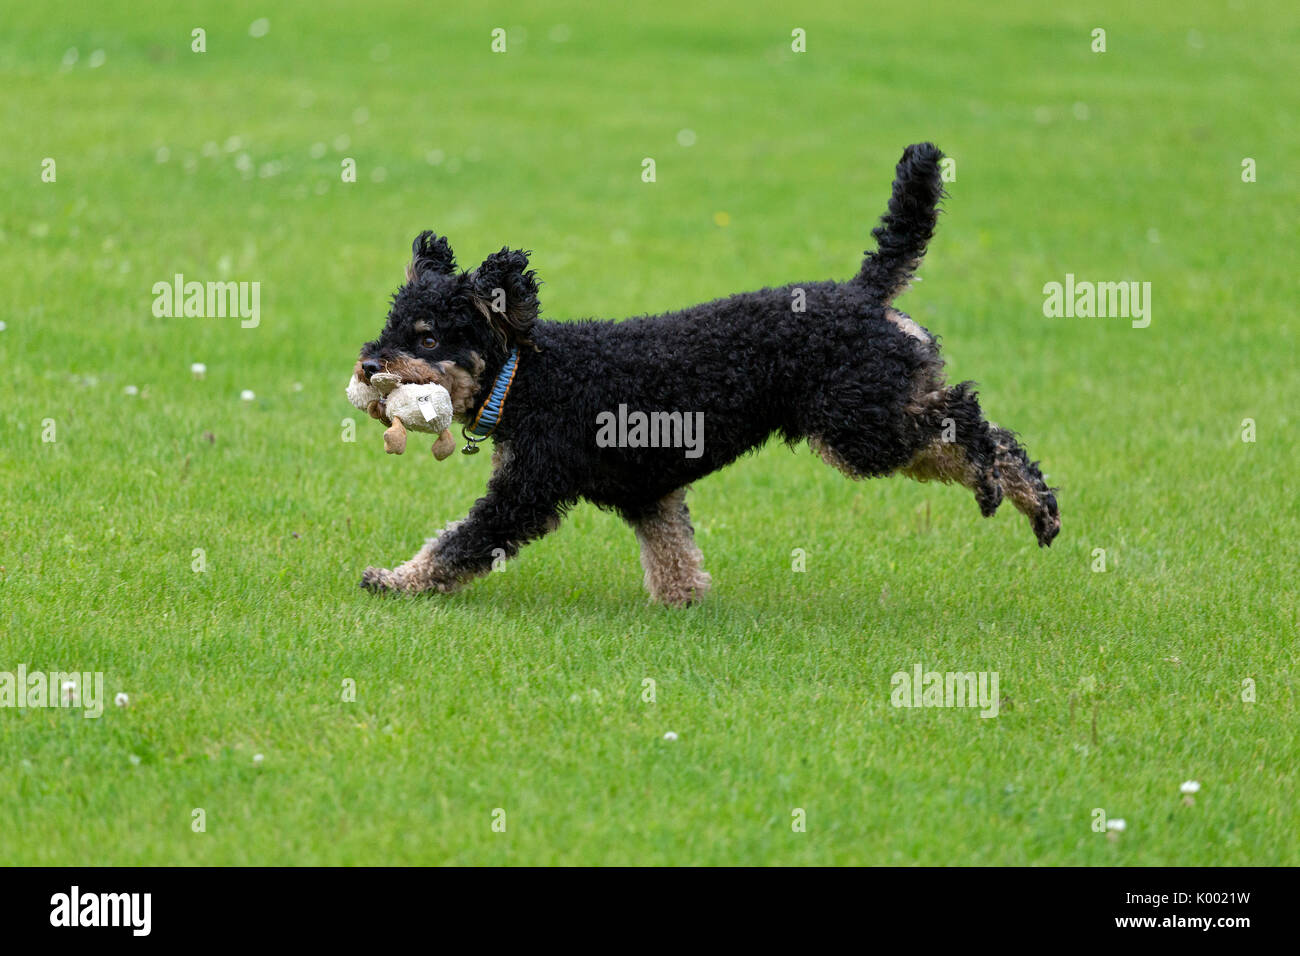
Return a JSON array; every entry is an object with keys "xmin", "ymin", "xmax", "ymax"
[
  {"xmin": 468, "ymin": 247, "xmax": 539, "ymax": 348},
  {"xmin": 406, "ymin": 231, "xmax": 457, "ymax": 282}
]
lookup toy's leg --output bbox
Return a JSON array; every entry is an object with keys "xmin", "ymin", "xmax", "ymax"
[
  {"xmin": 361, "ymin": 464, "xmax": 565, "ymax": 595},
  {"xmin": 626, "ymin": 488, "xmax": 711, "ymax": 607},
  {"xmin": 383, "ymin": 416, "xmax": 408, "ymax": 455}
]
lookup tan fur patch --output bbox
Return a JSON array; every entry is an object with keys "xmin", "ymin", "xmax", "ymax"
[
  {"xmin": 902, "ymin": 439, "xmax": 979, "ymax": 487},
  {"xmin": 631, "ymin": 488, "xmax": 711, "ymax": 607},
  {"xmin": 886, "ymin": 308, "xmax": 931, "ymax": 343},
  {"xmin": 491, "ymin": 444, "xmax": 512, "ymax": 474}
]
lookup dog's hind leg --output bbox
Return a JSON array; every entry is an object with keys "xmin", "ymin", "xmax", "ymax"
[
  {"xmin": 899, "ymin": 380, "xmax": 1004, "ymax": 517},
  {"xmin": 901, "ymin": 382, "xmax": 1060, "ymax": 547},
  {"xmin": 625, "ymin": 488, "xmax": 712, "ymax": 607},
  {"xmin": 984, "ymin": 424, "xmax": 1061, "ymax": 547}
]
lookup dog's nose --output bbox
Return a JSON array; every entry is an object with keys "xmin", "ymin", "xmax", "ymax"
[{"xmin": 361, "ymin": 359, "xmax": 382, "ymax": 378}]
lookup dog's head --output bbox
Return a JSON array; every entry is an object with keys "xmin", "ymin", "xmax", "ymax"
[{"xmin": 352, "ymin": 231, "xmax": 539, "ymax": 421}]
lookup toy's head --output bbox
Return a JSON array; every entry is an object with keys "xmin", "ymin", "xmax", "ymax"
[{"xmin": 351, "ymin": 231, "xmax": 539, "ymax": 422}]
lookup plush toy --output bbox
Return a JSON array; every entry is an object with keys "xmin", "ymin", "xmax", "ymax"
[{"xmin": 346, "ymin": 372, "xmax": 456, "ymax": 459}]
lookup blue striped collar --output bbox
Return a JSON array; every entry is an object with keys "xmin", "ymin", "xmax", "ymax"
[{"xmin": 461, "ymin": 348, "xmax": 519, "ymax": 454}]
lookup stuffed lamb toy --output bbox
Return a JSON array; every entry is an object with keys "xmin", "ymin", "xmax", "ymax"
[{"xmin": 346, "ymin": 372, "xmax": 456, "ymax": 459}]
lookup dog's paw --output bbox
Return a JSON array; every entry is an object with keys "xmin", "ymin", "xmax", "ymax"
[
  {"xmin": 1033, "ymin": 496, "xmax": 1061, "ymax": 548},
  {"xmin": 650, "ymin": 568, "xmax": 712, "ymax": 608},
  {"xmin": 360, "ymin": 566, "xmax": 403, "ymax": 593},
  {"xmin": 361, "ymin": 561, "xmax": 464, "ymax": 595}
]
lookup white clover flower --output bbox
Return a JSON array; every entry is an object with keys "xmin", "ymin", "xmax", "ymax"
[
  {"xmin": 240, "ymin": 389, "xmax": 255, "ymax": 401},
  {"xmin": 191, "ymin": 362, "xmax": 206, "ymax": 377},
  {"xmin": 115, "ymin": 692, "xmax": 129, "ymax": 708},
  {"xmin": 1180, "ymin": 780, "xmax": 1201, "ymax": 794},
  {"xmin": 663, "ymin": 731, "xmax": 678, "ymax": 741},
  {"xmin": 1106, "ymin": 818, "xmax": 1127, "ymax": 832},
  {"xmin": 123, "ymin": 384, "xmax": 139, "ymax": 396},
  {"xmin": 253, "ymin": 753, "xmax": 264, "ymax": 766}
]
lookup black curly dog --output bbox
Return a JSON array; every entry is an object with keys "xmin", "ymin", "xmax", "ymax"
[{"xmin": 353, "ymin": 143, "xmax": 1059, "ymax": 605}]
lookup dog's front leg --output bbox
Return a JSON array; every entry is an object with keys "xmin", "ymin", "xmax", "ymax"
[{"xmin": 361, "ymin": 476, "xmax": 564, "ymax": 596}]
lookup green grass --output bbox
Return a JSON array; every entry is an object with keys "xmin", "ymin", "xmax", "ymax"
[{"xmin": 1, "ymin": 0, "xmax": 1296, "ymax": 865}]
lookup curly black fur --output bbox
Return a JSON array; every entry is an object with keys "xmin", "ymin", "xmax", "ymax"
[{"xmin": 354, "ymin": 143, "xmax": 1060, "ymax": 604}]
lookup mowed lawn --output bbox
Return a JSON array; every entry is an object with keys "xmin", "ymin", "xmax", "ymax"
[{"xmin": 0, "ymin": 1, "xmax": 1295, "ymax": 865}]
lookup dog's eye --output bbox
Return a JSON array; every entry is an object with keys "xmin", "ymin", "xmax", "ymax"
[{"xmin": 419, "ymin": 336, "xmax": 437, "ymax": 350}]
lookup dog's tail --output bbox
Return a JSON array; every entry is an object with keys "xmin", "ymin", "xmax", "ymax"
[{"xmin": 855, "ymin": 142, "xmax": 945, "ymax": 303}]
